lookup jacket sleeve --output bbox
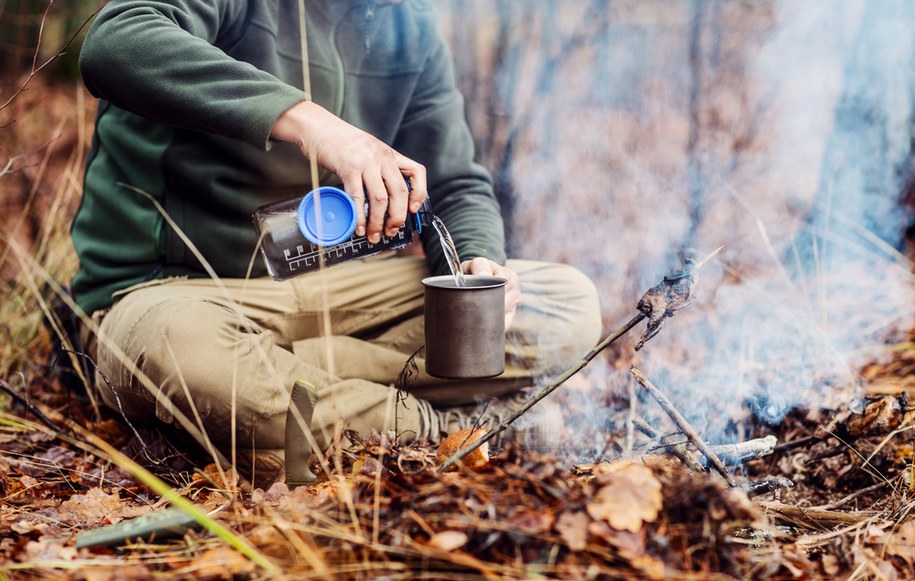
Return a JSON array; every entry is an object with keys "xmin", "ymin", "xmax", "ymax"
[
  {"xmin": 79, "ymin": 0, "xmax": 306, "ymax": 150},
  {"xmin": 392, "ymin": 22, "xmax": 508, "ymax": 275}
]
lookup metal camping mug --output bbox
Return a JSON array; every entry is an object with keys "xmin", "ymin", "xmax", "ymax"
[{"xmin": 422, "ymin": 275, "xmax": 507, "ymax": 379}]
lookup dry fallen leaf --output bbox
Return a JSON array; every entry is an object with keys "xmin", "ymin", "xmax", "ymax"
[
  {"xmin": 186, "ymin": 546, "xmax": 255, "ymax": 580},
  {"xmin": 588, "ymin": 521, "xmax": 665, "ymax": 579},
  {"xmin": 881, "ymin": 520, "xmax": 915, "ymax": 566},
  {"xmin": 194, "ymin": 463, "xmax": 240, "ymax": 490},
  {"xmin": 586, "ymin": 463, "xmax": 662, "ymax": 533},
  {"xmin": 555, "ymin": 511, "xmax": 590, "ymax": 551},
  {"xmin": 428, "ymin": 530, "xmax": 469, "ymax": 551},
  {"xmin": 56, "ymin": 487, "xmax": 149, "ymax": 526},
  {"xmin": 11, "ymin": 520, "xmax": 40, "ymax": 535},
  {"xmin": 436, "ymin": 427, "xmax": 489, "ymax": 470}
]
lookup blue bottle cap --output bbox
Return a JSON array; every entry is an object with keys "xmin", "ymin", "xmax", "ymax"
[{"xmin": 297, "ymin": 186, "xmax": 358, "ymax": 246}]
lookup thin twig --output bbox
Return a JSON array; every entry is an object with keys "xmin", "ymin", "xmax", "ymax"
[
  {"xmin": 773, "ymin": 434, "xmax": 825, "ymax": 453},
  {"xmin": 0, "ymin": 379, "xmax": 67, "ymax": 435},
  {"xmin": 810, "ymin": 481, "xmax": 890, "ymax": 511},
  {"xmin": 632, "ymin": 417, "xmax": 703, "ymax": 471},
  {"xmin": 438, "ymin": 313, "xmax": 646, "ymax": 472},
  {"xmin": 758, "ymin": 501, "xmax": 879, "ymax": 528},
  {"xmin": 630, "ymin": 366, "xmax": 736, "ymax": 487},
  {"xmin": 692, "ymin": 244, "xmax": 725, "ymax": 270}
]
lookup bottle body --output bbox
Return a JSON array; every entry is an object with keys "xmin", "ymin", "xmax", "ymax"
[{"xmin": 253, "ymin": 187, "xmax": 432, "ymax": 281}]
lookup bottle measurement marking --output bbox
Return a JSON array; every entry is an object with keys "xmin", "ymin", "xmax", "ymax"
[{"xmin": 282, "ymin": 229, "xmax": 410, "ymax": 273}]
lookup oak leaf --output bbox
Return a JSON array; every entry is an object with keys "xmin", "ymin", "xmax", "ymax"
[{"xmin": 586, "ymin": 463, "xmax": 662, "ymax": 533}]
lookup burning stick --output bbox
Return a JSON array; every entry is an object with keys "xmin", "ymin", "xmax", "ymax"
[
  {"xmin": 701, "ymin": 436, "xmax": 778, "ymax": 468},
  {"xmin": 740, "ymin": 477, "xmax": 795, "ymax": 498},
  {"xmin": 437, "ymin": 247, "xmax": 724, "ymax": 473},
  {"xmin": 636, "ymin": 417, "xmax": 778, "ymax": 469},
  {"xmin": 635, "ymin": 245, "xmax": 723, "ymax": 350},
  {"xmin": 630, "ymin": 366, "xmax": 736, "ymax": 487}
]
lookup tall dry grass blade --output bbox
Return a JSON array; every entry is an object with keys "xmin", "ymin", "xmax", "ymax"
[
  {"xmin": 294, "ymin": 5, "xmax": 357, "ymax": 543},
  {"xmin": 7, "ymin": 237, "xmax": 231, "ymax": 472},
  {"xmin": 262, "ymin": 505, "xmax": 332, "ymax": 577},
  {"xmin": 0, "ymin": 120, "xmax": 65, "ymax": 270}
]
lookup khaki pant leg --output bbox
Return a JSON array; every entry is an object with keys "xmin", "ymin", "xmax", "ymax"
[
  {"xmin": 91, "ymin": 276, "xmax": 425, "ymax": 459},
  {"xmin": 89, "ymin": 253, "xmax": 601, "ymax": 458}
]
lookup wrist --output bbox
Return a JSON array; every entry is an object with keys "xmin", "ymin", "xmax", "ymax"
[{"xmin": 270, "ymin": 100, "xmax": 323, "ymax": 145}]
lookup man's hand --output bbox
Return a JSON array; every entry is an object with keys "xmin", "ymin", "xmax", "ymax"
[
  {"xmin": 271, "ymin": 101, "xmax": 427, "ymax": 243},
  {"xmin": 461, "ymin": 257, "xmax": 521, "ymax": 331}
]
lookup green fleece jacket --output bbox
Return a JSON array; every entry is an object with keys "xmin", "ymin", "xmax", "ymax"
[{"xmin": 71, "ymin": 0, "xmax": 505, "ymax": 314}]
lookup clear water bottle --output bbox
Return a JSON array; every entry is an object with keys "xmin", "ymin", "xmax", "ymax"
[{"xmin": 253, "ymin": 186, "xmax": 432, "ymax": 281}]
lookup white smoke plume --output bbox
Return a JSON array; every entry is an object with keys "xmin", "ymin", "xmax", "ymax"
[{"xmin": 439, "ymin": 0, "xmax": 915, "ymax": 455}]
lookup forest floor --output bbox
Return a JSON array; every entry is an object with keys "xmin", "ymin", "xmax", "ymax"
[{"xmin": 2, "ymin": 78, "xmax": 915, "ymax": 581}]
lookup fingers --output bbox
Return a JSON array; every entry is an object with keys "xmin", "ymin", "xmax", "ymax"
[
  {"xmin": 345, "ymin": 166, "xmax": 414, "ymax": 242},
  {"xmin": 461, "ymin": 259, "xmax": 522, "ymax": 332},
  {"xmin": 462, "ymin": 257, "xmax": 494, "ymax": 276},
  {"xmin": 493, "ymin": 263, "xmax": 522, "ymax": 331},
  {"xmin": 341, "ymin": 173, "xmax": 366, "ymax": 237},
  {"xmin": 363, "ymin": 171, "xmax": 388, "ymax": 244},
  {"xmin": 399, "ymin": 157, "xmax": 427, "ymax": 213},
  {"xmin": 382, "ymin": 165, "xmax": 409, "ymax": 238}
]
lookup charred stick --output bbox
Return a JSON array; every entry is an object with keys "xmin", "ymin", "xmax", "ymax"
[
  {"xmin": 638, "ymin": 417, "xmax": 777, "ymax": 468},
  {"xmin": 438, "ymin": 313, "xmax": 646, "ymax": 472},
  {"xmin": 701, "ymin": 436, "xmax": 778, "ymax": 467},
  {"xmin": 630, "ymin": 366, "xmax": 736, "ymax": 487},
  {"xmin": 740, "ymin": 477, "xmax": 795, "ymax": 498},
  {"xmin": 632, "ymin": 417, "xmax": 703, "ymax": 471},
  {"xmin": 773, "ymin": 434, "xmax": 824, "ymax": 453}
]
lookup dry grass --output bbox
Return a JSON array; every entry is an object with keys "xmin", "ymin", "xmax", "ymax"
[{"xmin": 0, "ymin": 72, "xmax": 91, "ymax": 379}]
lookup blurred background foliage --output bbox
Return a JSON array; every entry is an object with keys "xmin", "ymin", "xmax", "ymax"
[{"xmin": 0, "ymin": 0, "xmax": 94, "ymax": 78}]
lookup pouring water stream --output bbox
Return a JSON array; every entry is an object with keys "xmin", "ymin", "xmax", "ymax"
[{"xmin": 431, "ymin": 215, "xmax": 466, "ymax": 287}]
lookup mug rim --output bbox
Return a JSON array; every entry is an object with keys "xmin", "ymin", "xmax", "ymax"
[{"xmin": 421, "ymin": 274, "xmax": 507, "ymax": 289}]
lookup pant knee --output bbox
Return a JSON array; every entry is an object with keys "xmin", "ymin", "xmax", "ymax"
[
  {"xmin": 511, "ymin": 262, "xmax": 602, "ymax": 374},
  {"xmin": 99, "ymin": 294, "xmax": 288, "ymax": 442}
]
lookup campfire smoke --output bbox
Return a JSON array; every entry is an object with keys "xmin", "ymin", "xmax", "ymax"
[{"xmin": 453, "ymin": 1, "xmax": 915, "ymax": 457}]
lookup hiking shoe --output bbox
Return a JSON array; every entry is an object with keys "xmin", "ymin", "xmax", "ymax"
[{"xmin": 436, "ymin": 390, "xmax": 566, "ymax": 451}]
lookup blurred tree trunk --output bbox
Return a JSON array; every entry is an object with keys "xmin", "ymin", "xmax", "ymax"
[
  {"xmin": 0, "ymin": 0, "xmax": 46, "ymax": 72},
  {"xmin": 436, "ymin": 0, "xmax": 611, "ymax": 255}
]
